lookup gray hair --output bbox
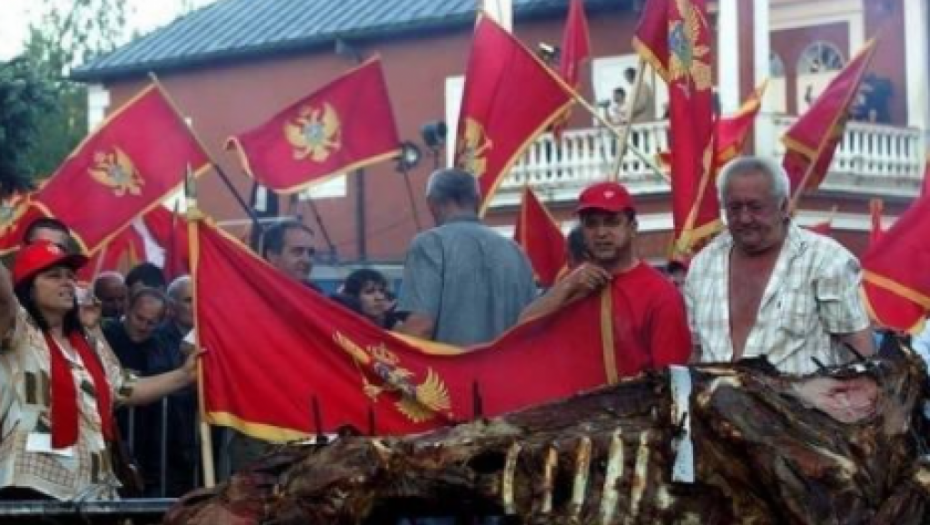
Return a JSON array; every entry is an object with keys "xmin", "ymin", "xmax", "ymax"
[
  {"xmin": 425, "ymin": 168, "xmax": 480, "ymax": 209},
  {"xmin": 166, "ymin": 275, "xmax": 192, "ymax": 303},
  {"xmin": 717, "ymin": 156, "xmax": 791, "ymax": 204}
]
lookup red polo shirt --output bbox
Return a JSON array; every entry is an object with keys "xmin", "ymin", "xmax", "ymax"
[{"xmin": 610, "ymin": 262, "xmax": 692, "ymax": 377}]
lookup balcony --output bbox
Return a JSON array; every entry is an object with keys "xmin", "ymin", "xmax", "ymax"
[{"xmin": 489, "ymin": 118, "xmax": 926, "ymax": 208}]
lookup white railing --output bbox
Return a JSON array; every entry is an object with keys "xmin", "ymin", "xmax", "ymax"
[
  {"xmin": 771, "ymin": 116, "xmax": 925, "ymax": 196},
  {"xmin": 490, "ymin": 118, "xmax": 925, "ymax": 207}
]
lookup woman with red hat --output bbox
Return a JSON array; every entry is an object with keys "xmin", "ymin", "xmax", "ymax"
[{"xmin": 0, "ymin": 240, "xmax": 202, "ymax": 500}]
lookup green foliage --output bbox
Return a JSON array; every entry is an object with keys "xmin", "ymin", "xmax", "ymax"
[
  {"xmin": 13, "ymin": 0, "xmax": 130, "ymax": 184},
  {"xmin": 0, "ymin": 58, "xmax": 56, "ymax": 197}
]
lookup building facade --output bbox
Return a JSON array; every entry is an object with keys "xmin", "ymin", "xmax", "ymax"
[{"xmin": 73, "ymin": 0, "xmax": 930, "ymax": 270}]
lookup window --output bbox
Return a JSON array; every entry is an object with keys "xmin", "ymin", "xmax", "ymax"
[{"xmin": 797, "ymin": 41, "xmax": 845, "ymax": 74}]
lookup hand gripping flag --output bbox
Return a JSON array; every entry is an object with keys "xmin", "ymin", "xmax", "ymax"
[
  {"xmin": 633, "ymin": 0, "xmax": 719, "ymax": 261},
  {"xmin": 781, "ymin": 39, "xmax": 877, "ymax": 196},
  {"xmin": 227, "ymin": 58, "xmax": 400, "ymax": 194},
  {"xmin": 514, "ymin": 186, "xmax": 567, "ymax": 286},
  {"xmin": 456, "ymin": 15, "xmax": 574, "ymax": 215},
  {"xmin": 192, "ymin": 220, "xmax": 637, "ymax": 440}
]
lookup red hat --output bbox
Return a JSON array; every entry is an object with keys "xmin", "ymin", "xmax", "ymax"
[
  {"xmin": 576, "ymin": 181, "xmax": 635, "ymax": 214},
  {"xmin": 13, "ymin": 241, "xmax": 88, "ymax": 287}
]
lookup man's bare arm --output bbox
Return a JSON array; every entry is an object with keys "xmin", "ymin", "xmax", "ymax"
[{"xmin": 393, "ymin": 313, "xmax": 436, "ymax": 340}]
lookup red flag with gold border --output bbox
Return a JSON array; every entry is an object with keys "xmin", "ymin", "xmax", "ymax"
[
  {"xmin": 456, "ymin": 15, "xmax": 573, "ymax": 215},
  {"xmin": 514, "ymin": 186, "xmax": 567, "ymax": 286},
  {"xmin": 193, "ymin": 220, "xmax": 630, "ymax": 440},
  {"xmin": 33, "ymin": 84, "xmax": 210, "ymax": 254},
  {"xmin": 226, "ymin": 58, "xmax": 400, "ymax": 195},
  {"xmin": 862, "ymin": 191, "xmax": 930, "ymax": 333},
  {"xmin": 77, "ymin": 205, "xmax": 189, "ymax": 280},
  {"xmin": 781, "ymin": 40, "xmax": 876, "ymax": 195},
  {"xmin": 633, "ymin": 0, "xmax": 718, "ymax": 261},
  {"xmin": 550, "ymin": 0, "xmax": 590, "ymax": 140},
  {"xmin": 716, "ymin": 80, "xmax": 767, "ymax": 165}
]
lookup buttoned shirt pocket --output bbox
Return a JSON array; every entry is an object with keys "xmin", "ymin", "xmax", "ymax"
[{"xmin": 777, "ymin": 289, "xmax": 813, "ymax": 338}]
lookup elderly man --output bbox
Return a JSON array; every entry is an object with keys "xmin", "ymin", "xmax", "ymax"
[
  {"xmin": 152, "ymin": 275, "xmax": 197, "ymax": 496},
  {"xmin": 520, "ymin": 181, "xmax": 691, "ymax": 376},
  {"xmin": 395, "ymin": 168, "xmax": 536, "ymax": 345},
  {"xmin": 685, "ymin": 156, "xmax": 874, "ymax": 374}
]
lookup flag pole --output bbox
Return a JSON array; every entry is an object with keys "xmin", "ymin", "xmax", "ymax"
[
  {"xmin": 528, "ymin": 46, "xmax": 668, "ymax": 183},
  {"xmin": 184, "ymin": 164, "xmax": 216, "ymax": 488},
  {"xmin": 300, "ymin": 197, "xmax": 339, "ymax": 262},
  {"xmin": 148, "ymin": 73, "xmax": 265, "ymax": 242},
  {"xmin": 609, "ymin": 58, "xmax": 648, "ymax": 182},
  {"xmin": 558, "ymin": 78, "xmax": 669, "ymax": 183}
]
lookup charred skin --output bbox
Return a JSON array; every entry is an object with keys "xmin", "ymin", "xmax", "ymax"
[{"xmin": 166, "ymin": 343, "xmax": 930, "ymax": 525}]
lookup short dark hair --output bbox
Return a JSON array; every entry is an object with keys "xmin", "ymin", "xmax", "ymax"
[
  {"xmin": 23, "ymin": 217, "xmax": 70, "ymax": 244},
  {"xmin": 342, "ymin": 269, "xmax": 388, "ymax": 297},
  {"xmin": 666, "ymin": 260, "xmax": 687, "ymax": 275},
  {"xmin": 126, "ymin": 262, "xmax": 166, "ymax": 290},
  {"xmin": 566, "ymin": 225, "xmax": 587, "ymax": 264},
  {"xmin": 127, "ymin": 287, "xmax": 167, "ymax": 311},
  {"xmin": 261, "ymin": 220, "xmax": 314, "ymax": 259},
  {"xmin": 425, "ymin": 169, "xmax": 480, "ymax": 210}
]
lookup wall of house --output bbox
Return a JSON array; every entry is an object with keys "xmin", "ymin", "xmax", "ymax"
[{"xmin": 98, "ymin": 2, "xmax": 910, "ymax": 264}]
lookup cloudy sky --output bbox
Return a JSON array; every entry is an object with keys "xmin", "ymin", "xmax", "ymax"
[{"xmin": 0, "ymin": 0, "xmax": 216, "ymax": 61}]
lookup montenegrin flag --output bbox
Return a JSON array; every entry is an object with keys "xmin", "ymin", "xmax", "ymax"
[
  {"xmin": 781, "ymin": 39, "xmax": 876, "ymax": 195},
  {"xmin": 514, "ymin": 186, "xmax": 567, "ymax": 287},
  {"xmin": 456, "ymin": 15, "xmax": 574, "ymax": 215},
  {"xmin": 77, "ymin": 205, "xmax": 189, "ymax": 280},
  {"xmin": 550, "ymin": 0, "xmax": 591, "ymax": 140},
  {"xmin": 192, "ymin": 219, "xmax": 629, "ymax": 440},
  {"xmin": 226, "ymin": 58, "xmax": 400, "ymax": 194},
  {"xmin": 862, "ymin": 192, "xmax": 930, "ymax": 334},
  {"xmin": 33, "ymin": 84, "xmax": 210, "ymax": 254},
  {"xmin": 634, "ymin": 0, "xmax": 719, "ymax": 261}
]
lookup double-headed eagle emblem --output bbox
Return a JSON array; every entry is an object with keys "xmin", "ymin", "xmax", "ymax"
[
  {"xmin": 668, "ymin": 0, "xmax": 712, "ymax": 96},
  {"xmin": 88, "ymin": 147, "xmax": 144, "ymax": 197},
  {"xmin": 284, "ymin": 103, "xmax": 342, "ymax": 162},
  {"xmin": 334, "ymin": 332, "xmax": 451, "ymax": 423},
  {"xmin": 455, "ymin": 118, "xmax": 492, "ymax": 178}
]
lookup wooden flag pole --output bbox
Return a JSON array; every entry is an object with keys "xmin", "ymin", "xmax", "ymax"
[
  {"xmin": 184, "ymin": 165, "xmax": 216, "ymax": 488},
  {"xmin": 610, "ymin": 58, "xmax": 648, "ymax": 182},
  {"xmin": 560, "ymin": 80, "xmax": 669, "ymax": 183}
]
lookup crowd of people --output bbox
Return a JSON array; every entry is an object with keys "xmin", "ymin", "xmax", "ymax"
[{"xmin": 0, "ymin": 155, "xmax": 889, "ymax": 502}]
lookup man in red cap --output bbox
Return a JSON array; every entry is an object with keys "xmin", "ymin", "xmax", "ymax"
[{"xmin": 520, "ymin": 181, "xmax": 691, "ymax": 377}]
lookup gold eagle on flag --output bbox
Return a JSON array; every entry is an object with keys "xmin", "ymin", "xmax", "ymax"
[
  {"xmin": 669, "ymin": 0, "xmax": 712, "ymax": 94},
  {"xmin": 284, "ymin": 102, "xmax": 342, "ymax": 162},
  {"xmin": 333, "ymin": 332, "xmax": 451, "ymax": 423},
  {"xmin": 88, "ymin": 147, "xmax": 144, "ymax": 197},
  {"xmin": 456, "ymin": 118, "xmax": 492, "ymax": 178}
]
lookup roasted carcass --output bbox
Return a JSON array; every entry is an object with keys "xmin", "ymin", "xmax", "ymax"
[{"xmin": 166, "ymin": 344, "xmax": 930, "ymax": 524}]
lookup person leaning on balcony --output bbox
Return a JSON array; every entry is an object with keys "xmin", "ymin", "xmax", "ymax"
[
  {"xmin": 0, "ymin": 241, "xmax": 202, "ymax": 501},
  {"xmin": 684, "ymin": 156, "xmax": 875, "ymax": 374}
]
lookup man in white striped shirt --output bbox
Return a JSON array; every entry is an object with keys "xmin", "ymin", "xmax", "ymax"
[{"xmin": 685, "ymin": 156, "xmax": 874, "ymax": 375}]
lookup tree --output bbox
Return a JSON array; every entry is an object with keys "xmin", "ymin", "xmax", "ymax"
[
  {"xmin": 0, "ymin": 58, "xmax": 56, "ymax": 197},
  {"xmin": 18, "ymin": 0, "xmax": 130, "ymax": 179}
]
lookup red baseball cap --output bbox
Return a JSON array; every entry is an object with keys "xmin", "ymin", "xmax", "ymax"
[
  {"xmin": 576, "ymin": 181, "xmax": 635, "ymax": 214},
  {"xmin": 13, "ymin": 240, "xmax": 88, "ymax": 287}
]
